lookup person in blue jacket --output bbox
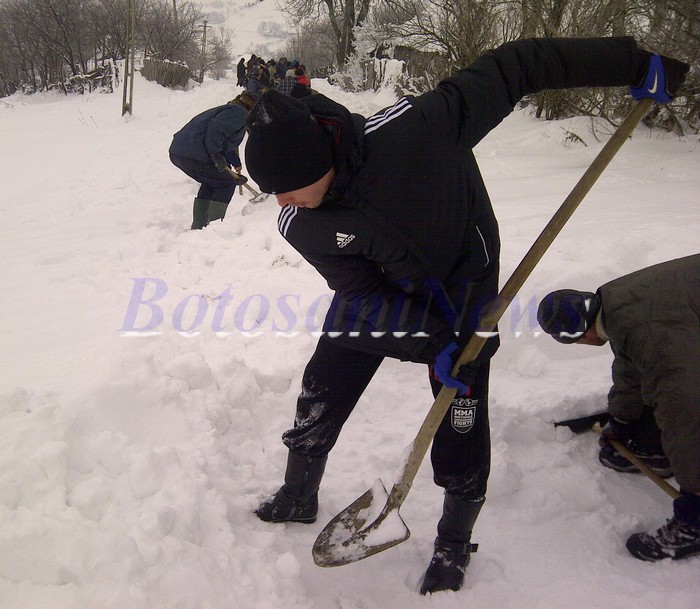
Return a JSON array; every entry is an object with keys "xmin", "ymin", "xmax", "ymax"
[
  {"xmin": 169, "ymin": 91, "xmax": 258, "ymax": 229},
  {"xmin": 244, "ymin": 39, "xmax": 688, "ymax": 593}
]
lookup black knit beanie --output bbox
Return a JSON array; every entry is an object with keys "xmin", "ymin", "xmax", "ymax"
[
  {"xmin": 537, "ymin": 289, "xmax": 601, "ymax": 344},
  {"xmin": 245, "ymin": 90, "xmax": 333, "ymax": 194}
]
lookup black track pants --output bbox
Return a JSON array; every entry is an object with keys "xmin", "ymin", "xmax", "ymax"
[
  {"xmin": 282, "ymin": 335, "xmax": 491, "ymax": 500},
  {"xmin": 428, "ymin": 365, "xmax": 490, "ymax": 499},
  {"xmin": 282, "ymin": 336, "xmax": 383, "ymax": 457}
]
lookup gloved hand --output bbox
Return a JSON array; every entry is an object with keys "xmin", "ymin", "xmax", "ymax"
[
  {"xmin": 214, "ymin": 157, "xmax": 229, "ymax": 172},
  {"xmin": 631, "ymin": 52, "xmax": 689, "ymax": 103},
  {"xmin": 432, "ymin": 342, "xmax": 478, "ymax": 396},
  {"xmin": 234, "ymin": 173, "xmax": 248, "ymax": 186},
  {"xmin": 598, "ymin": 417, "xmax": 634, "ymax": 447}
]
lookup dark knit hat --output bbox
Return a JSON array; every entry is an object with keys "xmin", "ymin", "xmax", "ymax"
[
  {"xmin": 537, "ymin": 289, "xmax": 601, "ymax": 344},
  {"xmin": 245, "ymin": 90, "xmax": 333, "ymax": 194}
]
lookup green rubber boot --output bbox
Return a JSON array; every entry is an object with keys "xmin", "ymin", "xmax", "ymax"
[
  {"xmin": 191, "ymin": 198, "xmax": 211, "ymax": 230},
  {"xmin": 207, "ymin": 200, "xmax": 229, "ymax": 223}
]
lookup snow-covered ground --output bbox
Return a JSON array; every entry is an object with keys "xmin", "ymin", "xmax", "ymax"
[{"xmin": 1, "ymin": 42, "xmax": 699, "ymax": 609}]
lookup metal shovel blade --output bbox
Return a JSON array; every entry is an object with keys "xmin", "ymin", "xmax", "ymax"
[
  {"xmin": 312, "ymin": 479, "xmax": 410, "ymax": 567},
  {"xmin": 247, "ymin": 190, "xmax": 269, "ymax": 204}
]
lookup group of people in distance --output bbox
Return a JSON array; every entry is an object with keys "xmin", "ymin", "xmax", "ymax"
[
  {"xmin": 237, "ymin": 54, "xmax": 312, "ymax": 99},
  {"xmin": 168, "ymin": 36, "xmax": 698, "ymax": 594}
]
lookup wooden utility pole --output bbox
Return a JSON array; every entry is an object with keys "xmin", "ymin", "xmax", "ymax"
[
  {"xmin": 121, "ymin": 0, "xmax": 136, "ymax": 115},
  {"xmin": 199, "ymin": 20, "xmax": 208, "ymax": 82}
]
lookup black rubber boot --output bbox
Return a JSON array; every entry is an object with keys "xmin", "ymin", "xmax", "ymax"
[
  {"xmin": 256, "ymin": 452, "xmax": 328, "ymax": 523},
  {"xmin": 420, "ymin": 494, "xmax": 484, "ymax": 595},
  {"xmin": 207, "ymin": 200, "xmax": 229, "ymax": 223},
  {"xmin": 191, "ymin": 197, "xmax": 211, "ymax": 230}
]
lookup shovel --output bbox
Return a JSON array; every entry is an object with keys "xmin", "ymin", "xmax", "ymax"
[
  {"xmin": 554, "ymin": 411, "xmax": 610, "ymax": 433},
  {"xmin": 593, "ymin": 423, "xmax": 680, "ymax": 499},
  {"xmin": 225, "ymin": 167, "xmax": 270, "ymax": 203},
  {"xmin": 312, "ymin": 98, "xmax": 655, "ymax": 568}
]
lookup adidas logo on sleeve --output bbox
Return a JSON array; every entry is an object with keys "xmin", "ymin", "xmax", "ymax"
[{"xmin": 336, "ymin": 232, "xmax": 356, "ymax": 248}]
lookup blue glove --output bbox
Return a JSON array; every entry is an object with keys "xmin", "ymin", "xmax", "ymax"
[
  {"xmin": 433, "ymin": 342, "xmax": 478, "ymax": 396},
  {"xmin": 631, "ymin": 53, "xmax": 689, "ymax": 104}
]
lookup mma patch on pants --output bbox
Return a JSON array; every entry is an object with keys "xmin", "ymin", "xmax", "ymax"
[{"xmin": 451, "ymin": 398, "xmax": 478, "ymax": 433}]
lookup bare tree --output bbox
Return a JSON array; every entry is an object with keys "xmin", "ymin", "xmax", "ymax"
[
  {"xmin": 203, "ymin": 26, "xmax": 233, "ymax": 80},
  {"xmin": 2, "ymin": 0, "xmax": 89, "ymax": 78},
  {"xmin": 86, "ymin": 0, "xmax": 145, "ymax": 62},
  {"xmin": 140, "ymin": 0, "xmax": 202, "ymax": 62},
  {"xmin": 513, "ymin": 0, "xmax": 698, "ymax": 127},
  {"xmin": 0, "ymin": 0, "xmax": 86, "ymax": 90},
  {"xmin": 629, "ymin": 0, "xmax": 700, "ymax": 132},
  {"xmin": 381, "ymin": 0, "xmax": 515, "ymax": 70},
  {"xmin": 277, "ymin": 0, "xmax": 373, "ymax": 67},
  {"xmin": 280, "ymin": 22, "xmax": 337, "ymax": 73},
  {"xmin": 0, "ymin": 0, "xmax": 218, "ymax": 96}
]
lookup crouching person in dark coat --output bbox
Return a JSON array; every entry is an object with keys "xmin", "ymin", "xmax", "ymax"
[
  {"xmin": 169, "ymin": 91, "xmax": 259, "ymax": 229},
  {"xmin": 244, "ymin": 38, "xmax": 688, "ymax": 592},
  {"xmin": 538, "ymin": 254, "xmax": 700, "ymax": 562}
]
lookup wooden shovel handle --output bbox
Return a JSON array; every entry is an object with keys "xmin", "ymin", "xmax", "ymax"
[
  {"xmin": 225, "ymin": 166, "xmax": 261, "ymax": 197},
  {"xmin": 593, "ymin": 423, "xmax": 681, "ymax": 499}
]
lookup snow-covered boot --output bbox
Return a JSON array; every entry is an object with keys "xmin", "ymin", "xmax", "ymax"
[
  {"xmin": 191, "ymin": 197, "xmax": 211, "ymax": 230},
  {"xmin": 420, "ymin": 494, "xmax": 483, "ymax": 595},
  {"xmin": 626, "ymin": 518, "xmax": 700, "ymax": 561},
  {"xmin": 256, "ymin": 451, "xmax": 327, "ymax": 523},
  {"xmin": 626, "ymin": 491, "xmax": 700, "ymax": 561},
  {"xmin": 207, "ymin": 200, "xmax": 229, "ymax": 223}
]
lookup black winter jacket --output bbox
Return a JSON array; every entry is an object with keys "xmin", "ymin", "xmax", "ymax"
[
  {"xmin": 599, "ymin": 254, "xmax": 700, "ymax": 490},
  {"xmin": 279, "ymin": 37, "xmax": 647, "ymax": 364}
]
